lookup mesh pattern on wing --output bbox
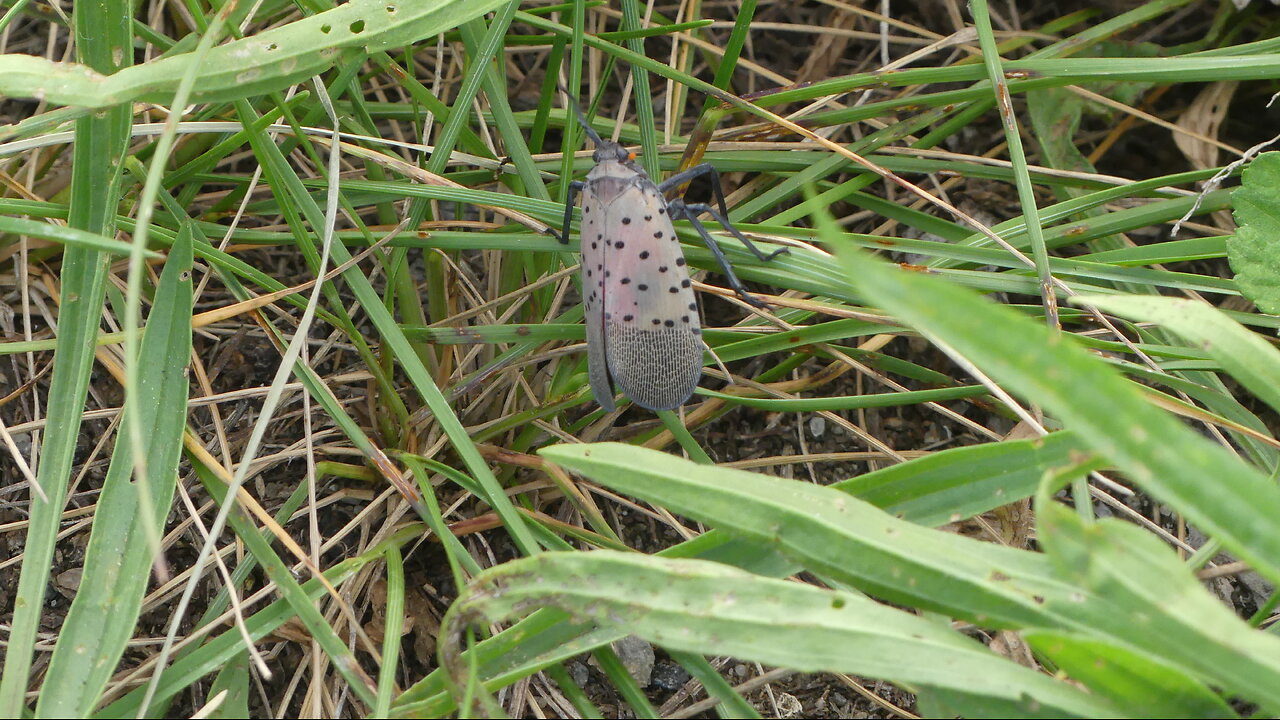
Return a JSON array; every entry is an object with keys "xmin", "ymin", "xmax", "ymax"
[{"xmin": 605, "ymin": 322, "xmax": 703, "ymax": 411}]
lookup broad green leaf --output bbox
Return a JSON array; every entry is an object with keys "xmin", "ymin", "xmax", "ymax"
[
  {"xmin": 841, "ymin": 430, "xmax": 1087, "ymax": 527},
  {"xmin": 826, "ymin": 218, "xmax": 1280, "ymax": 592},
  {"xmin": 1229, "ymin": 151, "xmax": 1280, "ymax": 314},
  {"xmin": 541, "ymin": 442, "xmax": 1280, "ymax": 710},
  {"xmin": 686, "ymin": 431, "xmax": 1093, "ymax": 573},
  {"xmin": 445, "ymin": 551, "xmax": 1115, "ymax": 718},
  {"xmin": 1034, "ymin": 499, "xmax": 1271, "ymax": 715},
  {"xmin": 1024, "ymin": 631, "xmax": 1236, "ymax": 718},
  {"xmin": 393, "ymin": 431, "xmax": 1097, "ymax": 714},
  {"xmin": 542, "ymin": 442, "xmax": 1065, "ymax": 627}
]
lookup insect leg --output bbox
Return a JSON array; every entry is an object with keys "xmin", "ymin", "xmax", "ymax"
[
  {"xmin": 656, "ymin": 163, "xmax": 717, "ymax": 196},
  {"xmin": 659, "ymin": 164, "xmax": 787, "ymax": 261},
  {"xmin": 669, "ymin": 198, "xmax": 770, "ymax": 309},
  {"xmin": 558, "ymin": 180, "xmax": 585, "ymax": 245}
]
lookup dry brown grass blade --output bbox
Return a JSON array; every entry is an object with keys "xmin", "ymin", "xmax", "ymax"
[
  {"xmin": 181, "ymin": 433, "xmax": 385, "ymax": 663},
  {"xmin": 192, "ymin": 224, "xmax": 403, "ymax": 328}
]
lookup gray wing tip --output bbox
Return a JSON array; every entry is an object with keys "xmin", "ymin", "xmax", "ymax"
[
  {"xmin": 628, "ymin": 389, "xmax": 695, "ymax": 412},
  {"xmin": 594, "ymin": 389, "xmax": 617, "ymax": 412},
  {"xmin": 605, "ymin": 324, "xmax": 703, "ymax": 412}
]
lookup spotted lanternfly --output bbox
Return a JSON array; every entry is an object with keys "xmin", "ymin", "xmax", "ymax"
[{"xmin": 558, "ymin": 93, "xmax": 787, "ymax": 412}]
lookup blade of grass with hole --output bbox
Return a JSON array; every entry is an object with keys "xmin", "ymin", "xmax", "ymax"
[{"xmin": 0, "ymin": 0, "xmax": 511, "ymax": 107}]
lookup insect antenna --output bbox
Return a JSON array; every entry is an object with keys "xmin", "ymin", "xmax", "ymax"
[{"xmin": 559, "ymin": 85, "xmax": 604, "ymax": 147}]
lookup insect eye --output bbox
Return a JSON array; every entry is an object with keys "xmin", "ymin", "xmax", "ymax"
[{"xmin": 627, "ymin": 151, "xmax": 638, "ymax": 161}]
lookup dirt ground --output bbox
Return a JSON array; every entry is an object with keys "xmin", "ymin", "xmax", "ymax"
[{"xmin": 2, "ymin": 0, "xmax": 1274, "ymax": 717}]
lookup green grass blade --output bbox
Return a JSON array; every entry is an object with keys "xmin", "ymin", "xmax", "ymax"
[
  {"xmin": 235, "ymin": 103, "xmax": 541, "ymax": 557},
  {"xmin": 1075, "ymin": 294, "xmax": 1280, "ymax": 416},
  {"xmin": 0, "ymin": 216, "xmax": 161, "ymax": 258},
  {"xmin": 36, "ymin": 227, "xmax": 193, "ymax": 718},
  {"xmin": 204, "ymin": 650, "xmax": 252, "ymax": 719},
  {"xmin": 375, "ymin": 544, "xmax": 407, "ymax": 718},
  {"xmin": 619, "ymin": 0, "xmax": 659, "ymax": 180},
  {"xmin": 971, "ymin": 0, "xmax": 1056, "ymax": 323},
  {"xmin": 0, "ymin": 0, "xmax": 132, "ymax": 711}
]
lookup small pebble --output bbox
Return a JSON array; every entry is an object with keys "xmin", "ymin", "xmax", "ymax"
[
  {"xmin": 612, "ymin": 636, "xmax": 655, "ymax": 687},
  {"xmin": 649, "ymin": 660, "xmax": 690, "ymax": 692}
]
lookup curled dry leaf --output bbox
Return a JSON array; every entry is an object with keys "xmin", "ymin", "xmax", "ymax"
[{"xmin": 1174, "ymin": 81, "xmax": 1238, "ymax": 171}]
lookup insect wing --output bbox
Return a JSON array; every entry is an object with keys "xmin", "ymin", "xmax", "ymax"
[
  {"xmin": 580, "ymin": 181, "xmax": 617, "ymax": 411},
  {"xmin": 599, "ymin": 178, "xmax": 702, "ymax": 411}
]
